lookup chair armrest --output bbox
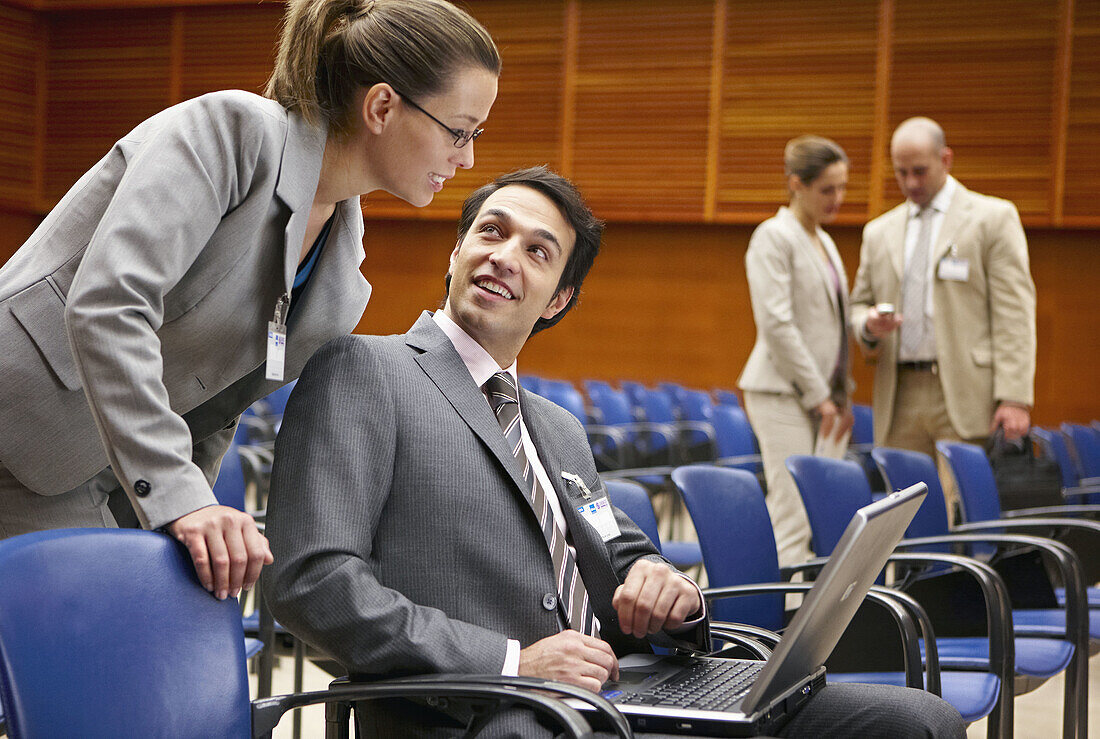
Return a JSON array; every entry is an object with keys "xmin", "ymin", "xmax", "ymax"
[
  {"xmin": 716, "ymin": 453, "xmax": 764, "ymax": 470},
  {"xmin": 586, "ymin": 425, "xmax": 630, "ymax": 470},
  {"xmin": 951, "ymin": 517, "xmax": 1100, "ymax": 540},
  {"xmin": 251, "ymin": 674, "xmax": 631, "ymax": 739},
  {"xmin": 998, "ymin": 505, "xmax": 1100, "ymax": 519},
  {"xmin": 599, "ymin": 466, "xmax": 675, "ymax": 482},
  {"xmin": 868, "ymin": 586, "xmax": 941, "ymax": 697},
  {"xmin": 895, "ymin": 534, "xmax": 1088, "ymax": 698},
  {"xmin": 702, "ymin": 583, "xmax": 925, "ymax": 689},
  {"xmin": 883, "ymin": 551, "xmax": 1014, "ymax": 727},
  {"xmin": 707, "ymin": 621, "xmax": 779, "ymax": 658}
]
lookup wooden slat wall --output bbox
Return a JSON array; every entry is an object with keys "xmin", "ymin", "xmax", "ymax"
[
  {"xmin": 43, "ymin": 9, "xmax": 171, "ymax": 201},
  {"xmin": 177, "ymin": 4, "xmax": 284, "ymax": 101},
  {"xmin": 716, "ymin": 0, "xmax": 879, "ymax": 224},
  {"xmin": 0, "ymin": 4, "xmax": 38, "ymax": 211},
  {"xmin": 570, "ymin": 0, "xmax": 714, "ymax": 221},
  {"xmin": 888, "ymin": 0, "xmax": 1059, "ymax": 221},
  {"xmin": 1064, "ymin": 1, "xmax": 1100, "ymax": 224}
]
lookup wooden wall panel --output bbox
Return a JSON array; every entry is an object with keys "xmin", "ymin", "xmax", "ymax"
[
  {"xmin": 44, "ymin": 9, "xmax": 171, "ymax": 201},
  {"xmin": 1064, "ymin": 1, "xmax": 1100, "ymax": 223},
  {"xmin": 365, "ymin": 0, "xmax": 569, "ymax": 220},
  {"xmin": 177, "ymin": 3, "xmax": 283, "ymax": 102},
  {"xmin": 887, "ymin": 0, "xmax": 1059, "ymax": 221},
  {"xmin": 716, "ymin": 0, "xmax": 880, "ymax": 224},
  {"xmin": 0, "ymin": 4, "xmax": 38, "ymax": 207},
  {"xmin": 570, "ymin": 0, "xmax": 714, "ymax": 221}
]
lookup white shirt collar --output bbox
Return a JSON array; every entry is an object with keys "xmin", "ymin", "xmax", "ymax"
[
  {"xmin": 432, "ymin": 310, "xmax": 519, "ymax": 391},
  {"xmin": 908, "ymin": 175, "xmax": 957, "ymax": 218}
]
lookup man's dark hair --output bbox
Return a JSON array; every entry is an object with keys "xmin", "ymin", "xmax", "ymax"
[{"xmin": 450, "ymin": 165, "xmax": 604, "ymax": 334}]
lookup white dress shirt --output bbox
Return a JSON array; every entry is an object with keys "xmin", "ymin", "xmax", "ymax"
[{"xmin": 899, "ymin": 176, "xmax": 958, "ymax": 361}]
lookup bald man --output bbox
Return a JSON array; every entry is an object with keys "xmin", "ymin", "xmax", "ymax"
[{"xmin": 849, "ymin": 117, "xmax": 1036, "ymax": 514}]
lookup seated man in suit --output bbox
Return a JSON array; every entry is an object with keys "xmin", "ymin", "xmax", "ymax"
[{"xmin": 263, "ymin": 166, "xmax": 964, "ymax": 738}]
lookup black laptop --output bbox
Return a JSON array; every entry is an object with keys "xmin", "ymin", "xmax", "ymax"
[{"xmin": 571, "ymin": 483, "xmax": 927, "ymax": 737}]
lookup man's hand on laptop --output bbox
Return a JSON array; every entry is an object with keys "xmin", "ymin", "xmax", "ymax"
[
  {"xmin": 613, "ymin": 559, "xmax": 703, "ymax": 638},
  {"xmin": 519, "ymin": 630, "xmax": 619, "ymax": 692}
]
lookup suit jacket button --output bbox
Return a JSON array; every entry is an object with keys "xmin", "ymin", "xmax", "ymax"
[
  {"xmin": 542, "ymin": 593, "xmax": 557, "ymax": 611},
  {"xmin": 134, "ymin": 479, "xmax": 151, "ymax": 497}
]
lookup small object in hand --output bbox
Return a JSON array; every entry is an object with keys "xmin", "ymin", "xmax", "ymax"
[{"xmin": 875, "ymin": 302, "xmax": 895, "ymax": 316}]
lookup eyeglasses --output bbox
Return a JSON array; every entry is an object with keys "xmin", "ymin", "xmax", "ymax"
[{"xmin": 392, "ymin": 88, "xmax": 483, "ymax": 149}]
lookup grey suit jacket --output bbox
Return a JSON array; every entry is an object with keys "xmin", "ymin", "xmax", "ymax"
[
  {"xmin": 738, "ymin": 207, "xmax": 852, "ymax": 410},
  {"xmin": 263, "ymin": 313, "xmax": 709, "ymax": 736},
  {"xmin": 0, "ymin": 90, "xmax": 371, "ymax": 529},
  {"xmin": 849, "ymin": 180, "xmax": 1036, "ymax": 442}
]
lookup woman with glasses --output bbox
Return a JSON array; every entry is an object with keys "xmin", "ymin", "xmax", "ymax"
[
  {"xmin": 0, "ymin": 0, "xmax": 499, "ymax": 599},
  {"xmin": 737, "ymin": 135, "xmax": 855, "ymax": 567}
]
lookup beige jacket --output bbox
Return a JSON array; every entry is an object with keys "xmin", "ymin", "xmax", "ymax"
[
  {"xmin": 849, "ymin": 180, "xmax": 1036, "ymax": 443},
  {"xmin": 739, "ymin": 207, "xmax": 853, "ymax": 411}
]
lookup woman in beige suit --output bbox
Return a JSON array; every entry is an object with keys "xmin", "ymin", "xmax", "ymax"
[{"xmin": 738, "ymin": 136, "xmax": 855, "ymax": 567}]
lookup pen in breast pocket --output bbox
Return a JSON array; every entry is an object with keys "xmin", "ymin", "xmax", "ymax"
[{"xmin": 560, "ymin": 471, "xmax": 593, "ymax": 499}]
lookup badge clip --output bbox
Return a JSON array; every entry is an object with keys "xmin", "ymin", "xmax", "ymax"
[{"xmin": 561, "ymin": 471, "xmax": 593, "ymax": 499}]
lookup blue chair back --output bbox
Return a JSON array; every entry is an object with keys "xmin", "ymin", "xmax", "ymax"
[
  {"xmin": 619, "ymin": 381, "xmax": 648, "ymax": 411},
  {"xmin": 1032, "ymin": 427, "xmax": 1079, "ymax": 490},
  {"xmin": 589, "ymin": 387, "xmax": 636, "ymax": 427},
  {"xmin": 262, "ymin": 379, "xmax": 297, "ymax": 417},
  {"xmin": 713, "ymin": 389, "xmax": 742, "ymax": 408},
  {"xmin": 582, "ymin": 379, "xmax": 614, "ymax": 400},
  {"xmin": 519, "ymin": 374, "xmax": 544, "ymax": 395},
  {"xmin": 211, "ymin": 441, "xmax": 247, "ymax": 512},
  {"xmin": 658, "ymin": 382, "xmax": 688, "ymax": 408},
  {"xmin": 936, "ymin": 441, "xmax": 1004, "ymax": 524},
  {"xmin": 605, "ymin": 480, "xmax": 662, "ymax": 550},
  {"xmin": 642, "ymin": 388, "xmax": 678, "ymax": 424},
  {"xmin": 870, "ymin": 447, "xmax": 952, "ymax": 552},
  {"xmin": 784, "ymin": 455, "xmax": 873, "ymax": 557},
  {"xmin": 538, "ymin": 384, "xmax": 587, "ymax": 425},
  {"xmin": 1062, "ymin": 423, "xmax": 1100, "ymax": 478},
  {"xmin": 0, "ymin": 529, "xmax": 251, "ymax": 737},
  {"xmin": 711, "ymin": 405, "xmax": 760, "ymax": 473},
  {"xmin": 671, "ymin": 465, "xmax": 784, "ymax": 630},
  {"xmin": 850, "ymin": 404, "xmax": 874, "ymax": 446}
]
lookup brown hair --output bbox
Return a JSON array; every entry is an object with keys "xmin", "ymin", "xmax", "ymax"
[
  {"xmin": 784, "ymin": 135, "xmax": 848, "ymax": 184},
  {"xmin": 266, "ymin": 0, "xmax": 501, "ymax": 135}
]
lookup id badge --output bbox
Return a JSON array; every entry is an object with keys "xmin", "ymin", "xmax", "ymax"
[
  {"xmin": 577, "ymin": 498, "xmax": 621, "ymax": 542},
  {"xmin": 266, "ymin": 321, "xmax": 287, "ymax": 381},
  {"xmin": 938, "ymin": 256, "xmax": 970, "ymax": 282}
]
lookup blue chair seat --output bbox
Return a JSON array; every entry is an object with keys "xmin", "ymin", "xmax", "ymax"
[
  {"xmin": 1012, "ymin": 608, "xmax": 1100, "ymax": 640},
  {"xmin": 1055, "ymin": 586, "xmax": 1100, "ymax": 608},
  {"xmin": 920, "ymin": 636, "xmax": 1074, "ymax": 677},
  {"xmin": 828, "ymin": 672, "xmax": 1001, "ymax": 724},
  {"xmin": 660, "ymin": 540, "xmax": 703, "ymax": 570},
  {"xmin": 244, "ymin": 637, "xmax": 264, "ymax": 659}
]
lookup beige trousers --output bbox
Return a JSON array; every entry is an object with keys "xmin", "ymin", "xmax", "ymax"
[
  {"xmin": 743, "ymin": 391, "xmax": 846, "ymax": 567},
  {"xmin": 884, "ymin": 366, "xmax": 980, "ymax": 524}
]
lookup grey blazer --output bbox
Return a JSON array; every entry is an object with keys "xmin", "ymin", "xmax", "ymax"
[
  {"xmin": 738, "ymin": 207, "xmax": 852, "ymax": 410},
  {"xmin": 0, "ymin": 91, "xmax": 371, "ymax": 529},
  {"xmin": 263, "ymin": 314, "xmax": 709, "ymax": 736}
]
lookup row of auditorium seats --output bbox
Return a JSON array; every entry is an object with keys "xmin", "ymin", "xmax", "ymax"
[{"xmin": 603, "ymin": 442, "xmax": 1100, "ymax": 738}]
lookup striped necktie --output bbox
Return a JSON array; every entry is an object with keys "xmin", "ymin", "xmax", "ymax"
[
  {"xmin": 484, "ymin": 372, "xmax": 599, "ymax": 637},
  {"xmin": 900, "ymin": 205, "xmax": 935, "ymax": 359}
]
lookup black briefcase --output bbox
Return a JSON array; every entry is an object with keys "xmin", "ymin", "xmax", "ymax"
[{"xmin": 986, "ymin": 429, "xmax": 1064, "ymax": 511}]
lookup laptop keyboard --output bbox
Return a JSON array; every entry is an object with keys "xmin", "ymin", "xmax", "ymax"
[{"xmin": 618, "ymin": 659, "xmax": 764, "ymax": 712}]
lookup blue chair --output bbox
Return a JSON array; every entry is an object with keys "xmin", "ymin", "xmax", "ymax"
[
  {"xmin": 588, "ymin": 387, "xmax": 676, "ymax": 472},
  {"xmin": 604, "ymin": 479, "xmax": 702, "ymax": 571},
  {"xmin": 518, "ymin": 374, "xmax": 544, "ymax": 395},
  {"xmin": 712, "ymin": 389, "xmax": 742, "ymax": 408},
  {"xmin": 849, "ymin": 403, "xmax": 884, "ymax": 495},
  {"xmin": 677, "ymin": 389, "xmax": 719, "ymax": 460},
  {"xmin": 0, "ymin": 529, "xmax": 619, "ymax": 738},
  {"xmin": 619, "ymin": 380, "xmax": 648, "ymax": 411},
  {"xmin": 1061, "ymin": 423, "xmax": 1100, "ymax": 504},
  {"xmin": 789, "ymin": 454, "xmax": 1083, "ymax": 738},
  {"xmin": 259, "ymin": 379, "xmax": 297, "ymax": 419},
  {"xmin": 711, "ymin": 405, "xmax": 762, "ymax": 476},
  {"xmin": 1032, "ymin": 427, "xmax": 1100, "ymax": 503},
  {"xmin": 537, "ymin": 381, "xmax": 588, "ymax": 426},
  {"xmin": 670, "ymin": 466, "xmax": 945, "ymax": 698},
  {"xmin": 876, "ymin": 446, "xmax": 1100, "ymax": 631}
]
